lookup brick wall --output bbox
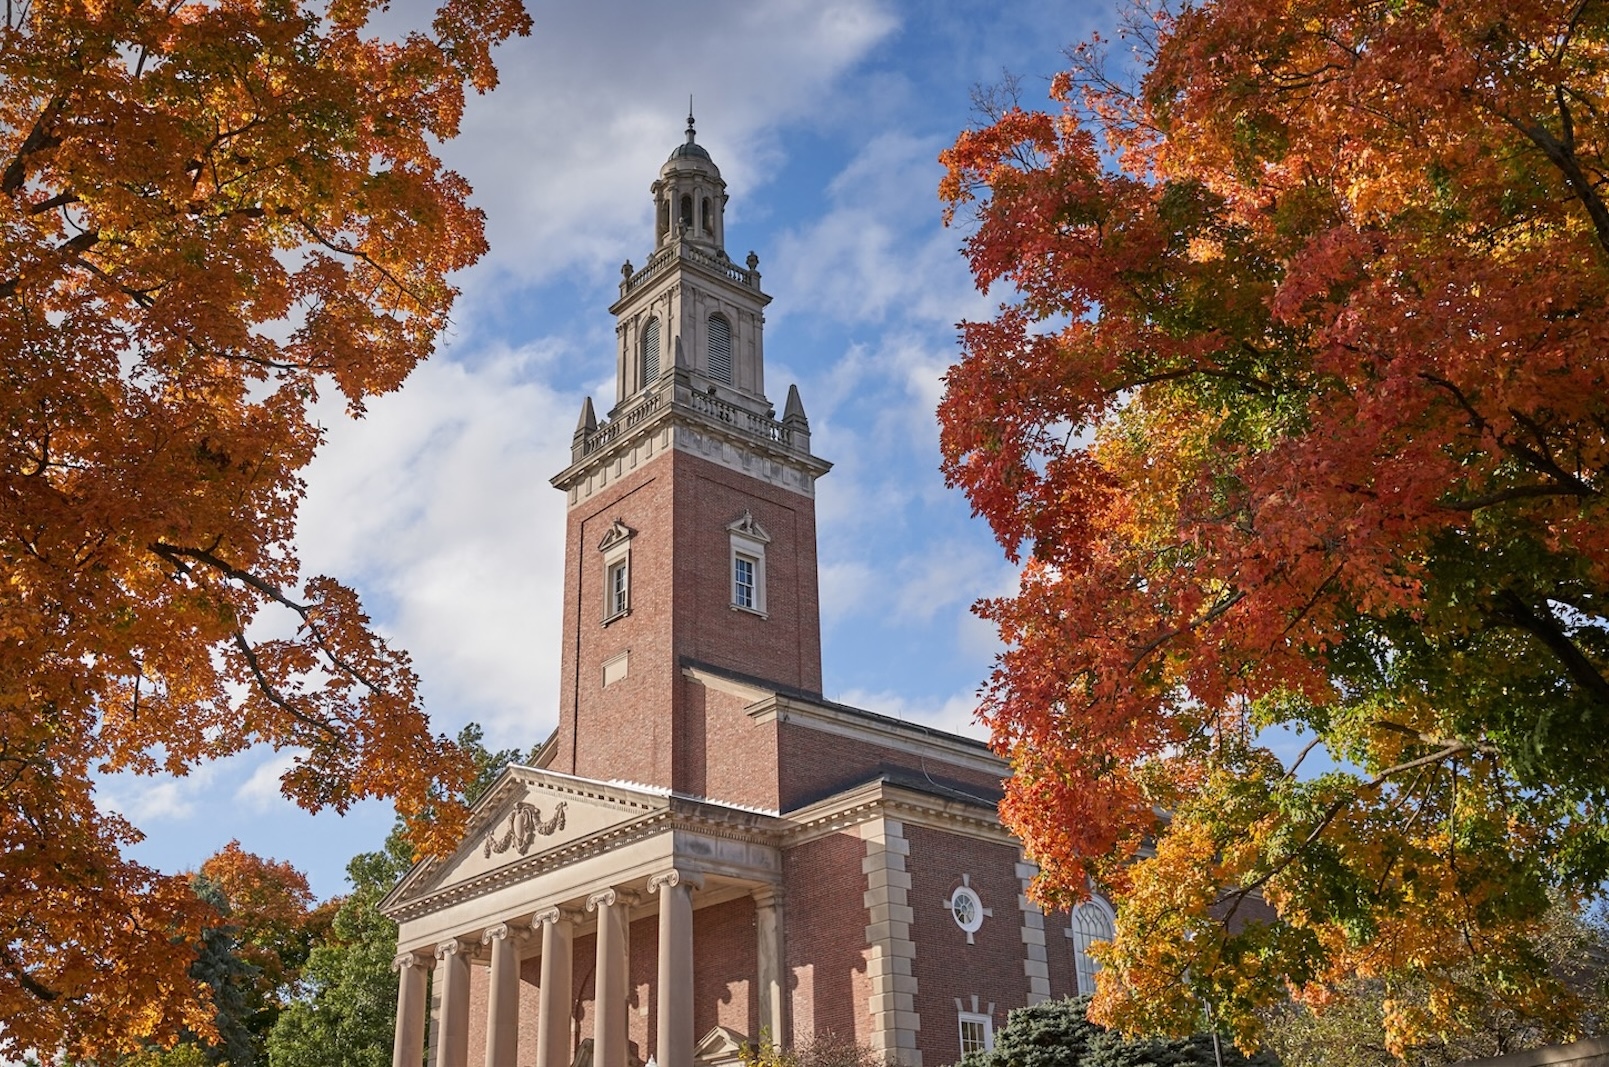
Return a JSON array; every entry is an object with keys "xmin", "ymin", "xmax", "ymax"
[
  {"xmin": 692, "ymin": 895, "xmax": 760, "ymax": 1041},
  {"xmin": 783, "ymin": 831, "xmax": 874, "ymax": 1048},
  {"xmin": 903, "ymin": 825, "xmax": 1030, "ymax": 1065},
  {"xmin": 678, "ymin": 674, "xmax": 781, "ymax": 810},
  {"xmin": 777, "ymin": 724, "xmax": 1004, "ymax": 813},
  {"xmin": 670, "ymin": 451, "xmax": 822, "ymax": 695},
  {"xmin": 1042, "ymin": 907, "xmax": 1077, "ymax": 999},
  {"xmin": 554, "ymin": 446, "xmax": 821, "ymax": 796},
  {"xmin": 556, "ymin": 460, "xmax": 679, "ymax": 786}
]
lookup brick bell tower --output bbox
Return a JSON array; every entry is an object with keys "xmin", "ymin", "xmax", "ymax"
[{"xmin": 548, "ymin": 113, "xmax": 832, "ymax": 794}]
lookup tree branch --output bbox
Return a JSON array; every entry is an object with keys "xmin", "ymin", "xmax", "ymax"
[{"xmin": 1487, "ymin": 589, "xmax": 1609, "ymax": 705}]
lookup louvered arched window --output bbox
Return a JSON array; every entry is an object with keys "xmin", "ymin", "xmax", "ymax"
[
  {"xmin": 641, "ymin": 317, "xmax": 660, "ymax": 384},
  {"xmin": 707, "ymin": 314, "xmax": 732, "ymax": 385}
]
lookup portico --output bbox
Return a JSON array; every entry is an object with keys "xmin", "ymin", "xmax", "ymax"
[{"xmin": 382, "ymin": 767, "xmax": 785, "ymax": 1067}]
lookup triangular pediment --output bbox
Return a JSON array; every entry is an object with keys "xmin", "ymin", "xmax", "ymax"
[
  {"xmin": 725, "ymin": 510, "xmax": 769, "ymax": 543},
  {"xmin": 598, "ymin": 518, "xmax": 635, "ymax": 552},
  {"xmin": 384, "ymin": 767, "xmax": 668, "ymax": 910},
  {"xmin": 694, "ymin": 1026, "xmax": 752, "ymax": 1066}
]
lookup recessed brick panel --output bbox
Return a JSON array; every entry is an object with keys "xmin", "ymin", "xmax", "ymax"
[
  {"xmin": 904, "ymin": 825, "xmax": 1030, "ymax": 1064},
  {"xmin": 778, "ymin": 723, "xmax": 1004, "ymax": 813},
  {"xmin": 782, "ymin": 831, "xmax": 875, "ymax": 1048}
]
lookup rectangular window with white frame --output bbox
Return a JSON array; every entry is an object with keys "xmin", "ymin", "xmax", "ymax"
[
  {"xmin": 598, "ymin": 519, "xmax": 635, "ymax": 624},
  {"xmin": 726, "ymin": 510, "xmax": 770, "ymax": 617},
  {"xmin": 733, "ymin": 553, "xmax": 756, "ymax": 609},
  {"xmin": 958, "ymin": 1012, "xmax": 993, "ymax": 1057}
]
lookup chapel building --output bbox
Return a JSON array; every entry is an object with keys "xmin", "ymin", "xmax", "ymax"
[{"xmin": 380, "ymin": 119, "xmax": 1116, "ymax": 1067}]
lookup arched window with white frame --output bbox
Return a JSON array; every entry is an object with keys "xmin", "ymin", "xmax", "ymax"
[{"xmin": 1070, "ymin": 897, "xmax": 1115, "ymax": 996}]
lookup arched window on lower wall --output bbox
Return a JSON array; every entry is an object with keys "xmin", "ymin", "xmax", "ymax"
[{"xmin": 1070, "ymin": 896, "xmax": 1116, "ymax": 995}]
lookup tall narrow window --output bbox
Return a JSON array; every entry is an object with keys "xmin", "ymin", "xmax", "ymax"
[
  {"xmin": 707, "ymin": 314, "xmax": 732, "ymax": 385},
  {"xmin": 701, "ymin": 196, "xmax": 713, "ymax": 235},
  {"xmin": 608, "ymin": 559, "xmax": 629, "ymax": 617},
  {"xmin": 727, "ymin": 511, "xmax": 770, "ymax": 616},
  {"xmin": 679, "ymin": 194, "xmax": 693, "ymax": 230},
  {"xmin": 598, "ymin": 519, "xmax": 635, "ymax": 624},
  {"xmin": 1070, "ymin": 898, "xmax": 1116, "ymax": 995},
  {"xmin": 641, "ymin": 317, "xmax": 660, "ymax": 384}
]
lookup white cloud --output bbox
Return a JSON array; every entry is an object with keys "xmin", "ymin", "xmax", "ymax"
[
  {"xmin": 99, "ymin": 764, "xmax": 218, "ymax": 824},
  {"xmin": 296, "ymin": 342, "xmax": 578, "ymax": 747},
  {"xmin": 767, "ymin": 131, "xmax": 987, "ymax": 332},
  {"xmin": 234, "ymin": 750, "xmax": 301, "ymax": 813},
  {"xmin": 835, "ymin": 686, "xmax": 988, "ymax": 741},
  {"xmin": 431, "ymin": 0, "xmax": 900, "ymax": 311}
]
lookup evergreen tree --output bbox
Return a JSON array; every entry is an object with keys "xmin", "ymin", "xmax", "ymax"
[{"xmin": 958, "ymin": 997, "xmax": 1277, "ymax": 1067}]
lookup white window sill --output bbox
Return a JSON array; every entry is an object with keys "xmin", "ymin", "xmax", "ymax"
[{"xmin": 730, "ymin": 603, "xmax": 768, "ymax": 619}]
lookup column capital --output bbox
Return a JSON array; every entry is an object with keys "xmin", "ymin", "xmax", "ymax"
[
  {"xmin": 393, "ymin": 950, "xmax": 431, "ymax": 972},
  {"xmin": 648, "ymin": 869, "xmax": 704, "ymax": 894},
  {"xmin": 435, "ymin": 937, "xmax": 471, "ymax": 960},
  {"xmin": 750, "ymin": 885, "xmax": 784, "ymax": 908},
  {"xmin": 586, "ymin": 887, "xmax": 643, "ymax": 912},
  {"xmin": 481, "ymin": 921, "xmax": 533, "ymax": 946},
  {"xmin": 533, "ymin": 904, "xmax": 584, "ymax": 925}
]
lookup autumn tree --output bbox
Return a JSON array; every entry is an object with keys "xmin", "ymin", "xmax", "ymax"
[
  {"xmin": 938, "ymin": 0, "xmax": 1609, "ymax": 1053},
  {"xmin": 0, "ymin": 0, "xmax": 529, "ymax": 1056},
  {"xmin": 1259, "ymin": 901, "xmax": 1609, "ymax": 1066},
  {"xmin": 196, "ymin": 842, "xmax": 335, "ymax": 1059}
]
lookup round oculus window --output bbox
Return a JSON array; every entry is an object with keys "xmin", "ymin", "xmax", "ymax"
[{"xmin": 949, "ymin": 885, "xmax": 984, "ymax": 934}]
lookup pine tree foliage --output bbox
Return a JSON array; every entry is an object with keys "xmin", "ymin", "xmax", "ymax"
[{"xmin": 957, "ymin": 997, "xmax": 1277, "ymax": 1067}]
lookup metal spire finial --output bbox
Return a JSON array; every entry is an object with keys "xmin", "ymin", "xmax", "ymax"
[{"xmin": 686, "ymin": 96, "xmax": 696, "ymax": 143}]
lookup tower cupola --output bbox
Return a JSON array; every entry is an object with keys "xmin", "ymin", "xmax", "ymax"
[
  {"xmin": 653, "ymin": 111, "xmax": 727, "ymax": 252},
  {"xmin": 605, "ymin": 115, "xmax": 774, "ymax": 410}
]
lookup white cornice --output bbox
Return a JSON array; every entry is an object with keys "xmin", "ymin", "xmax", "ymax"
[
  {"xmin": 551, "ymin": 407, "xmax": 829, "ymax": 507},
  {"xmin": 781, "ymin": 779, "xmax": 1015, "ymax": 849},
  {"xmin": 381, "ymin": 766, "xmax": 785, "ymax": 920}
]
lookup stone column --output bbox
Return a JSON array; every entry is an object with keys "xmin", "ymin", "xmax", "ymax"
[
  {"xmin": 649, "ymin": 871, "xmax": 701, "ymax": 1067},
  {"xmin": 752, "ymin": 887, "xmax": 786, "ymax": 1046},
  {"xmin": 432, "ymin": 939, "xmax": 472, "ymax": 1067},
  {"xmin": 392, "ymin": 952, "xmax": 430, "ymax": 1067},
  {"xmin": 587, "ymin": 888, "xmax": 630, "ymax": 1067},
  {"xmin": 534, "ymin": 907, "xmax": 576, "ymax": 1067},
  {"xmin": 482, "ymin": 923, "xmax": 524, "ymax": 1067}
]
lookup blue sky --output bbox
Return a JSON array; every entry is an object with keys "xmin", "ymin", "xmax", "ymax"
[{"xmin": 102, "ymin": 0, "xmax": 1122, "ymax": 900}]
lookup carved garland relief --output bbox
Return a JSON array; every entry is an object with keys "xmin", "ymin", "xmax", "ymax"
[{"xmin": 483, "ymin": 800, "xmax": 568, "ymax": 859}]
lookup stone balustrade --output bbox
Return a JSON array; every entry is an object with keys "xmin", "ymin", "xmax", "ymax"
[
  {"xmin": 620, "ymin": 238, "xmax": 759, "ymax": 299},
  {"xmin": 577, "ymin": 372, "xmax": 803, "ymax": 461}
]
